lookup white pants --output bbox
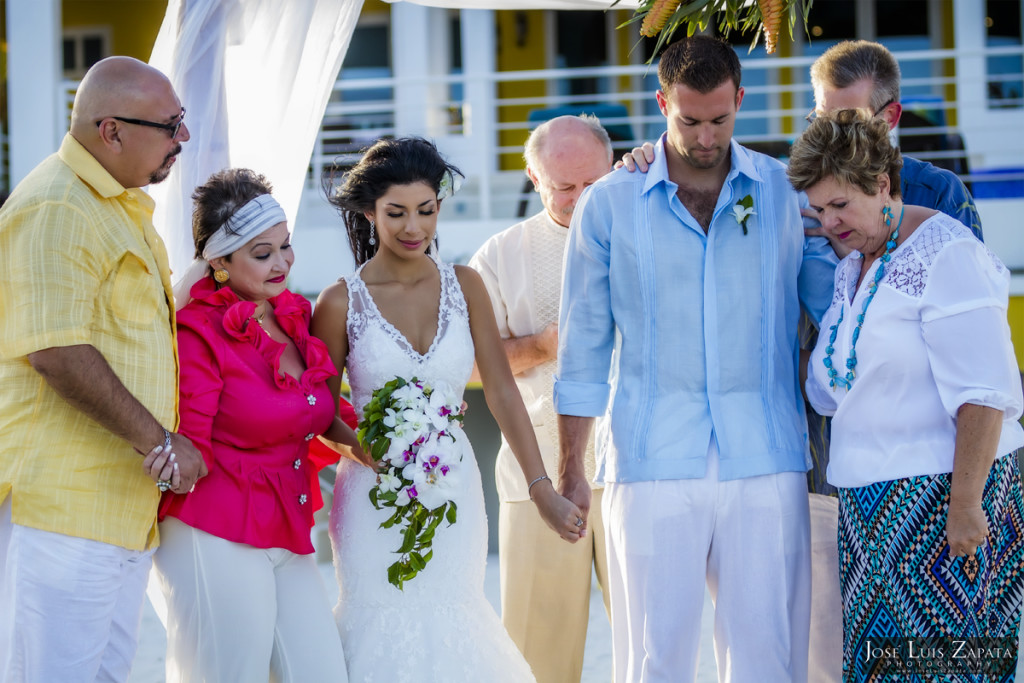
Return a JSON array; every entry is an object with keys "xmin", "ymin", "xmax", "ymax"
[
  {"xmin": 0, "ymin": 497, "xmax": 152, "ymax": 683},
  {"xmin": 807, "ymin": 493, "xmax": 842, "ymax": 683},
  {"xmin": 151, "ymin": 518, "xmax": 346, "ymax": 683},
  {"xmin": 603, "ymin": 442, "xmax": 811, "ymax": 683}
]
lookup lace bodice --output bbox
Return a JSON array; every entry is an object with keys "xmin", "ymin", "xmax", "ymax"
[
  {"xmin": 330, "ymin": 258, "xmax": 535, "ymax": 682},
  {"xmin": 344, "ymin": 258, "xmax": 474, "ymax": 417}
]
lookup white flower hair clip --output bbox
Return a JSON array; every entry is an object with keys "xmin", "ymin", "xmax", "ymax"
[{"xmin": 437, "ymin": 170, "xmax": 463, "ymax": 201}]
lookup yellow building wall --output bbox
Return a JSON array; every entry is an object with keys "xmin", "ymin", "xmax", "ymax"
[
  {"xmin": 63, "ymin": 0, "xmax": 167, "ymax": 61},
  {"xmin": 614, "ymin": 8, "xmax": 641, "ymax": 118},
  {"xmin": 496, "ymin": 10, "xmax": 546, "ymax": 170},
  {"xmin": 1009, "ymin": 297, "xmax": 1024, "ymax": 370},
  {"xmin": 940, "ymin": 0, "xmax": 958, "ymax": 127},
  {"xmin": 361, "ymin": 0, "xmax": 390, "ymax": 14}
]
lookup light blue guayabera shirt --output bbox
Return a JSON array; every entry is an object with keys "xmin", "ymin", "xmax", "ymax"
[{"xmin": 554, "ymin": 136, "xmax": 837, "ymax": 483}]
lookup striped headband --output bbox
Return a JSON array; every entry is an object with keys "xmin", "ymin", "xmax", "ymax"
[{"xmin": 202, "ymin": 193, "xmax": 288, "ymax": 260}]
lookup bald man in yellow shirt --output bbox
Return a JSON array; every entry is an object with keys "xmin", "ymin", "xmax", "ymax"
[{"xmin": 0, "ymin": 57, "xmax": 207, "ymax": 682}]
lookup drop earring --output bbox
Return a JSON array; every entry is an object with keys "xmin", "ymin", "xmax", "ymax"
[
  {"xmin": 368, "ymin": 219, "xmax": 376, "ymax": 246},
  {"xmin": 882, "ymin": 204, "xmax": 893, "ymax": 228}
]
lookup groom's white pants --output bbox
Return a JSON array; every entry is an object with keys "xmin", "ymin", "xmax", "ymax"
[{"xmin": 603, "ymin": 440, "xmax": 810, "ymax": 683}]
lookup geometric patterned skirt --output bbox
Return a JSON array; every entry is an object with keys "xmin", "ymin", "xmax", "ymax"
[{"xmin": 839, "ymin": 453, "xmax": 1024, "ymax": 682}]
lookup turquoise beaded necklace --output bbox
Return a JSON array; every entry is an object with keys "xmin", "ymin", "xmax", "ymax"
[{"xmin": 823, "ymin": 204, "xmax": 904, "ymax": 391}]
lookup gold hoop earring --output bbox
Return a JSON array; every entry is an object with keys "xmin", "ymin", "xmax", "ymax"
[{"xmin": 213, "ymin": 269, "xmax": 230, "ymax": 284}]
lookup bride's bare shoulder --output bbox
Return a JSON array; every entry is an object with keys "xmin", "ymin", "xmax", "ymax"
[
  {"xmin": 453, "ymin": 264, "xmax": 485, "ymax": 293},
  {"xmin": 314, "ymin": 278, "xmax": 351, "ymax": 318},
  {"xmin": 453, "ymin": 264, "xmax": 491, "ymax": 314}
]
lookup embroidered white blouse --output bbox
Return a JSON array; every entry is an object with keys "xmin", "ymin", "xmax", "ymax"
[{"xmin": 807, "ymin": 212, "xmax": 1024, "ymax": 488}]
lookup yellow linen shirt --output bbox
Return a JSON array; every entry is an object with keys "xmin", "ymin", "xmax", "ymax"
[{"xmin": 0, "ymin": 134, "xmax": 178, "ymax": 551}]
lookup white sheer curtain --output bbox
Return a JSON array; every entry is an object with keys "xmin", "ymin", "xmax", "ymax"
[
  {"xmin": 148, "ymin": 0, "xmax": 364, "ymax": 279},
  {"xmin": 385, "ymin": 0, "xmax": 638, "ymax": 7}
]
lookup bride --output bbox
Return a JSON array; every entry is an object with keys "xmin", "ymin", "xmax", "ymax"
[{"xmin": 311, "ymin": 137, "xmax": 584, "ymax": 682}]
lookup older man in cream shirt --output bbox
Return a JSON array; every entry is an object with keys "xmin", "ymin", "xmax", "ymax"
[{"xmin": 469, "ymin": 114, "xmax": 613, "ymax": 683}]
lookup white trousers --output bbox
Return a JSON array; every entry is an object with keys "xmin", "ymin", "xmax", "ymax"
[
  {"xmin": 0, "ymin": 497, "xmax": 152, "ymax": 683},
  {"xmin": 603, "ymin": 442, "xmax": 811, "ymax": 683},
  {"xmin": 807, "ymin": 493, "xmax": 842, "ymax": 683},
  {"xmin": 151, "ymin": 518, "xmax": 347, "ymax": 683}
]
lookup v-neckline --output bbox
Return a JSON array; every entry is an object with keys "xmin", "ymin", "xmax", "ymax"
[{"xmin": 355, "ymin": 259, "xmax": 445, "ymax": 360}]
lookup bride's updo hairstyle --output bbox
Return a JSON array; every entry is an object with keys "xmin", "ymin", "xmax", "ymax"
[
  {"xmin": 326, "ymin": 137, "xmax": 463, "ymax": 266},
  {"xmin": 787, "ymin": 108, "xmax": 902, "ymax": 198}
]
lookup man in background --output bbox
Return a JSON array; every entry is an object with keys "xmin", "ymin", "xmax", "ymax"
[{"xmin": 470, "ymin": 114, "xmax": 613, "ymax": 683}]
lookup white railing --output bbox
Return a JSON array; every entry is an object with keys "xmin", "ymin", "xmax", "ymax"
[
  {"xmin": 47, "ymin": 45, "xmax": 1023, "ymax": 232},
  {"xmin": 308, "ymin": 45, "xmax": 1024, "ymax": 230}
]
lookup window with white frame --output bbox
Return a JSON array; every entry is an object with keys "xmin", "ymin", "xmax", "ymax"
[{"xmin": 62, "ymin": 28, "xmax": 110, "ymax": 80}]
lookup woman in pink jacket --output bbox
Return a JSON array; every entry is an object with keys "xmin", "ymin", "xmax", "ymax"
[{"xmin": 146, "ymin": 168, "xmax": 367, "ymax": 683}]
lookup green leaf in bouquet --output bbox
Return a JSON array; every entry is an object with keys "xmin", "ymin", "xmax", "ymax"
[
  {"xmin": 387, "ymin": 561, "xmax": 402, "ymax": 589},
  {"xmin": 398, "ymin": 522, "xmax": 418, "ymax": 553},
  {"xmin": 445, "ymin": 501, "xmax": 458, "ymax": 525},
  {"xmin": 425, "ymin": 510, "xmax": 444, "ymax": 533},
  {"xmin": 380, "ymin": 508, "xmax": 404, "ymax": 529},
  {"xmin": 370, "ymin": 438, "xmax": 390, "ymax": 463},
  {"xmin": 409, "ymin": 551, "xmax": 426, "ymax": 571}
]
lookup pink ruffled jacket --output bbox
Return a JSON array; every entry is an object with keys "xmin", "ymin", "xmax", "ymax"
[{"xmin": 159, "ymin": 277, "xmax": 337, "ymax": 554}]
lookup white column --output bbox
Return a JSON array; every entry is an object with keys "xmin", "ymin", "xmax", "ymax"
[
  {"xmin": 460, "ymin": 9, "xmax": 496, "ymax": 220},
  {"xmin": 6, "ymin": 0, "xmax": 61, "ymax": 186},
  {"xmin": 952, "ymin": 0, "xmax": 987, "ymax": 167},
  {"xmin": 391, "ymin": 2, "xmax": 432, "ymax": 137}
]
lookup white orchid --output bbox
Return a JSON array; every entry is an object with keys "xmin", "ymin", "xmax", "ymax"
[
  {"xmin": 394, "ymin": 486, "xmax": 414, "ymax": 507},
  {"xmin": 732, "ymin": 194, "xmax": 755, "ymax": 235},
  {"xmin": 436, "ymin": 171, "xmax": 463, "ymax": 201},
  {"xmin": 383, "ymin": 438, "xmax": 413, "ymax": 467},
  {"xmin": 410, "ymin": 460, "xmax": 460, "ymax": 510},
  {"xmin": 377, "ymin": 469, "xmax": 403, "ymax": 493}
]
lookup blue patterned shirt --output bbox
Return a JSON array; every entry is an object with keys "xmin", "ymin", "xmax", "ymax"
[{"xmin": 901, "ymin": 155, "xmax": 983, "ymax": 241}]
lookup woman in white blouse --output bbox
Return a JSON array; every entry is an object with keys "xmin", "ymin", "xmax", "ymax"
[{"xmin": 787, "ymin": 109, "xmax": 1024, "ymax": 681}]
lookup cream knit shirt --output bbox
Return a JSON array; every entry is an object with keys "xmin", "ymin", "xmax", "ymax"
[{"xmin": 469, "ymin": 211, "xmax": 598, "ymax": 502}]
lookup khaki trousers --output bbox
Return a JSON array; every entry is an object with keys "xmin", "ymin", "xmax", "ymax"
[{"xmin": 498, "ymin": 489, "xmax": 610, "ymax": 683}]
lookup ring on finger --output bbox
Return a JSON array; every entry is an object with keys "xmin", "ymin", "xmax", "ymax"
[
  {"xmin": 156, "ymin": 480, "xmax": 172, "ymax": 492},
  {"xmin": 574, "ymin": 516, "xmax": 584, "ymax": 528}
]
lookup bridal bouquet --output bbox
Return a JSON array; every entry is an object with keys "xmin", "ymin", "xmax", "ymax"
[{"xmin": 357, "ymin": 376, "xmax": 465, "ymax": 589}]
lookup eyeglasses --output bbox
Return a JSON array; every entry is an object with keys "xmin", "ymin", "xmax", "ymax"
[
  {"xmin": 804, "ymin": 99, "xmax": 895, "ymax": 123},
  {"xmin": 96, "ymin": 108, "xmax": 186, "ymax": 138}
]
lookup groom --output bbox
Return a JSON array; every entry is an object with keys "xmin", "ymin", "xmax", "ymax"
[{"xmin": 554, "ymin": 35, "xmax": 836, "ymax": 682}]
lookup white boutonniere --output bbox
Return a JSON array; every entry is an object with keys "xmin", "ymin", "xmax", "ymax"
[{"xmin": 731, "ymin": 195, "xmax": 755, "ymax": 235}]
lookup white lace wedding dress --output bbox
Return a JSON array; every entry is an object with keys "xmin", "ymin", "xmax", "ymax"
[{"xmin": 329, "ymin": 259, "xmax": 536, "ymax": 682}]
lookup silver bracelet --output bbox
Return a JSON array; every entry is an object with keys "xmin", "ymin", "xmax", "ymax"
[
  {"xmin": 527, "ymin": 475, "xmax": 550, "ymax": 500},
  {"xmin": 161, "ymin": 427, "xmax": 172, "ymax": 453}
]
